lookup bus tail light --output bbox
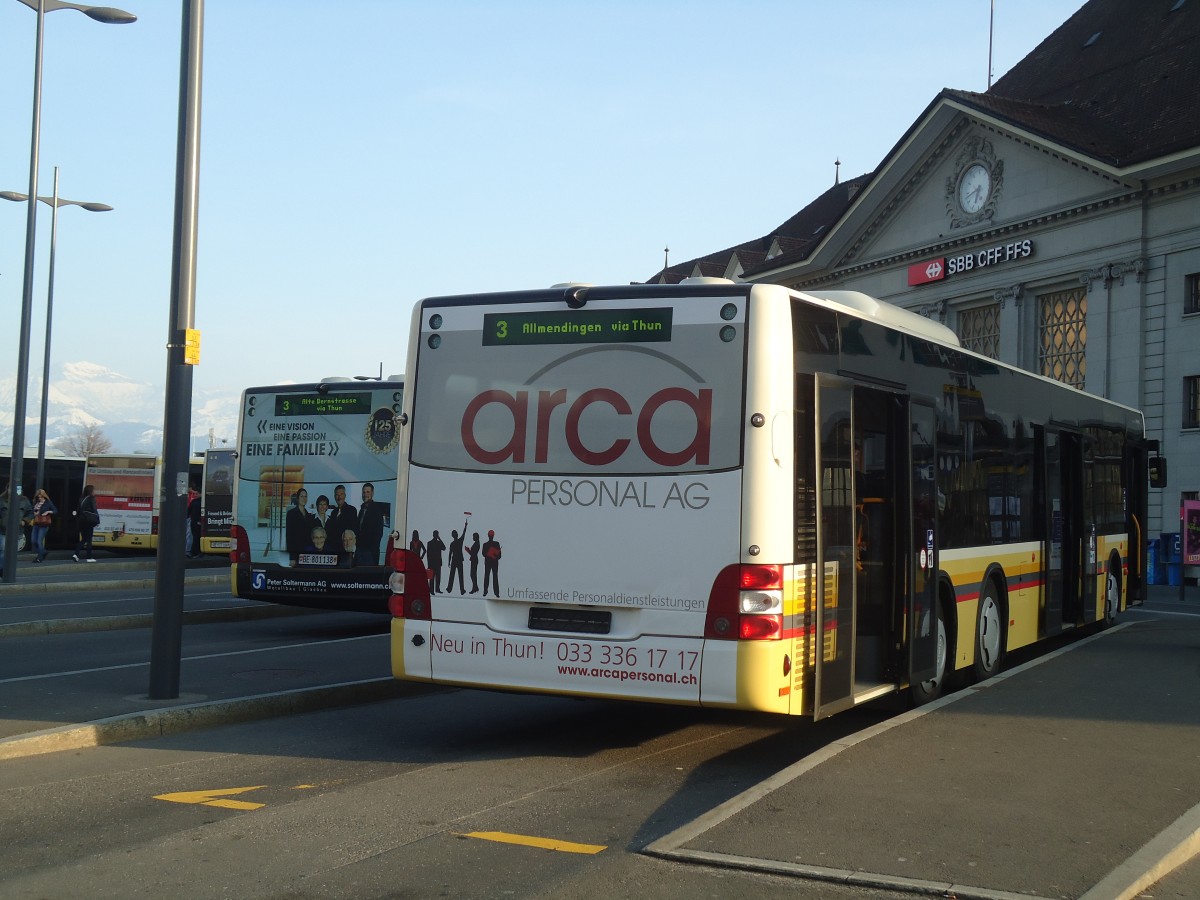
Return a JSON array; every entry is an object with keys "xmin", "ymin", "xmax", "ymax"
[
  {"xmin": 705, "ymin": 564, "xmax": 784, "ymax": 640},
  {"xmin": 230, "ymin": 525, "xmax": 251, "ymax": 566},
  {"xmin": 388, "ymin": 548, "xmax": 432, "ymax": 620}
]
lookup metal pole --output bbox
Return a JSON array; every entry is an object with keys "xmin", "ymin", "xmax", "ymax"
[
  {"xmin": 149, "ymin": 0, "xmax": 204, "ymax": 699},
  {"xmin": 36, "ymin": 167, "xmax": 61, "ymax": 493},
  {"xmin": 1180, "ymin": 496, "xmax": 1186, "ymax": 605},
  {"xmin": 987, "ymin": 0, "xmax": 995, "ymax": 90},
  {"xmin": 3, "ymin": 0, "xmax": 47, "ymax": 584}
]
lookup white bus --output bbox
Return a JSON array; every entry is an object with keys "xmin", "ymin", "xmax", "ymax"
[
  {"xmin": 386, "ymin": 281, "xmax": 1153, "ymax": 718},
  {"xmin": 229, "ymin": 378, "xmax": 404, "ymax": 612}
]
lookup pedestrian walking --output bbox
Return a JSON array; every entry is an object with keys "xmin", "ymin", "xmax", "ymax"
[
  {"xmin": 30, "ymin": 489, "xmax": 57, "ymax": 563},
  {"xmin": 186, "ymin": 484, "xmax": 202, "ymax": 558},
  {"xmin": 74, "ymin": 484, "xmax": 100, "ymax": 562}
]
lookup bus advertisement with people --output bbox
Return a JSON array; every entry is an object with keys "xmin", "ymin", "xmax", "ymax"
[
  {"xmin": 229, "ymin": 379, "xmax": 404, "ymax": 612},
  {"xmin": 387, "ymin": 281, "xmax": 1152, "ymax": 719},
  {"xmin": 85, "ymin": 453, "xmax": 204, "ymax": 551},
  {"xmin": 200, "ymin": 447, "xmax": 236, "ymax": 555}
]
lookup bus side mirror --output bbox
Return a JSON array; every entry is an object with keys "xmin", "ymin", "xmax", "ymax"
[{"xmin": 1149, "ymin": 456, "xmax": 1167, "ymax": 489}]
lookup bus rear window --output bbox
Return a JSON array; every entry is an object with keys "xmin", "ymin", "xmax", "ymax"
[{"xmin": 412, "ymin": 298, "xmax": 746, "ymax": 474}]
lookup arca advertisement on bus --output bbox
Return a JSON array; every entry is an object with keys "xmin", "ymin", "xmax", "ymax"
[
  {"xmin": 393, "ymin": 291, "xmax": 749, "ymax": 704},
  {"xmin": 229, "ymin": 379, "xmax": 404, "ymax": 612}
]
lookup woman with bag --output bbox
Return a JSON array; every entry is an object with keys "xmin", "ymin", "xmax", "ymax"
[
  {"xmin": 75, "ymin": 484, "xmax": 99, "ymax": 563},
  {"xmin": 30, "ymin": 488, "xmax": 57, "ymax": 563}
]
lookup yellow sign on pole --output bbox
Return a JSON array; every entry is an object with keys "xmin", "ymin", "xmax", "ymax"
[{"xmin": 184, "ymin": 328, "xmax": 201, "ymax": 365}]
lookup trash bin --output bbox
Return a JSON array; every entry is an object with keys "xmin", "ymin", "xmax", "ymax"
[
  {"xmin": 1147, "ymin": 539, "xmax": 1162, "ymax": 585},
  {"xmin": 1161, "ymin": 533, "xmax": 1182, "ymax": 586},
  {"xmin": 1161, "ymin": 532, "xmax": 1181, "ymax": 563}
]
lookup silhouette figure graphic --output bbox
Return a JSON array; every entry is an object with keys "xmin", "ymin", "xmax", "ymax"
[
  {"xmin": 447, "ymin": 522, "xmax": 467, "ymax": 594},
  {"xmin": 426, "ymin": 529, "xmax": 446, "ymax": 594},
  {"xmin": 482, "ymin": 530, "xmax": 502, "ymax": 597},
  {"xmin": 467, "ymin": 532, "xmax": 481, "ymax": 594}
]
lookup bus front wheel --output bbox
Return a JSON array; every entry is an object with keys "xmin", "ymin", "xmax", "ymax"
[
  {"xmin": 972, "ymin": 580, "xmax": 1005, "ymax": 681},
  {"xmin": 1103, "ymin": 559, "xmax": 1121, "ymax": 627},
  {"xmin": 911, "ymin": 596, "xmax": 947, "ymax": 705}
]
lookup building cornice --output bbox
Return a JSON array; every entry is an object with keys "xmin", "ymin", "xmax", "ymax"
[{"xmin": 773, "ymin": 176, "xmax": 1198, "ymax": 293}]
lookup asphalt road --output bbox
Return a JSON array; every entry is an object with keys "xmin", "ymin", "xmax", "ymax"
[
  {"xmin": 0, "ymin": 682, "xmax": 908, "ymax": 900},
  {"xmin": 1, "ymin": 560, "xmax": 1197, "ymax": 899}
]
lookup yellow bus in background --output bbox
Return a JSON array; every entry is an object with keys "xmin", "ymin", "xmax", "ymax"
[{"xmin": 85, "ymin": 453, "xmax": 203, "ymax": 552}]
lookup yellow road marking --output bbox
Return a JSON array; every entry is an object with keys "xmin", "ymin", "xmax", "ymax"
[
  {"xmin": 456, "ymin": 831, "xmax": 606, "ymax": 855},
  {"xmin": 154, "ymin": 786, "xmax": 267, "ymax": 810}
]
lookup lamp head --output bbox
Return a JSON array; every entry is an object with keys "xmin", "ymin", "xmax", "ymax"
[
  {"xmin": 15, "ymin": 2, "xmax": 137, "ymax": 23},
  {"xmin": 83, "ymin": 7, "xmax": 137, "ymax": 24}
]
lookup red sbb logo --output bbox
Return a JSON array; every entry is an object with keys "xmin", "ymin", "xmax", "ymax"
[
  {"xmin": 908, "ymin": 258, "xmax": 946, "ymax": 285},
  {"xmin": 461, "ymin": 387, "xmax": 712, "ymax": 466}
]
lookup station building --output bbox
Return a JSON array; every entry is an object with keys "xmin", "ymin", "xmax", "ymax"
[{"xmin": 649, "ymin": 0, "xmax": 1200, "ymax": 562}]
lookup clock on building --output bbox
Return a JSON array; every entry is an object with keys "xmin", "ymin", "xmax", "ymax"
[
  {"xmin": 957, "ymin": 163, "xmax": 992, "ymax": 215},
  {"xmin": 945, "ymin": 137, "xmax": 1003, "ymax": 227}
]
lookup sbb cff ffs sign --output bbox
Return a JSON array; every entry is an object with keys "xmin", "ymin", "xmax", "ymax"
[{"xmin": 908, "ymin": 239, "xmax": 1034, "ymax": 286}]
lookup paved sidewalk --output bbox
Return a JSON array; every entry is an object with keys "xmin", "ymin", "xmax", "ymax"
[
  {"xmin": 647, "ymin": 592, "xmax": 1200, "ymax": 899},
  {"xmin": 0, "ymin": 549, "xmax": 228, "ymax": 596}
]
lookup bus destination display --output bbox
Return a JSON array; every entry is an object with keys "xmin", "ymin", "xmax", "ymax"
[
  {"xmin": 274, "ymin": 392, "xmax": 372, "ymax": 416},
  {"xmin": 482, "ymin": 308, "xmax": 672, "ymax": 346}
]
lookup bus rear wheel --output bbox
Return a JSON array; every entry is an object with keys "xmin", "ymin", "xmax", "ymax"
[{"xmin": 972, "ymin": 580, "xmax": 1005, "ymax": 681}]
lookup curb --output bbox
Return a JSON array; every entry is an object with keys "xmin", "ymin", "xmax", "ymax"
[
  {"xmin": 0, "ymin": 677, "xmax": 440, "ymax": 762},
  {"xmin": 0, "ymin": 601, "xmax": 315, "ymax": 638},
  {"xmin": 0, "ymin": 570, "xmax": 229, "ymax": 596},
  {"xmin": 1079, "ymin": 801, "xmax": 1200, "ymax": 900}
]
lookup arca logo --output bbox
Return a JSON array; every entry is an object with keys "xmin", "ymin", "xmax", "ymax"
[{"xmin": 461, "ymin": 387, "xmax": 712, "ymax": 466}]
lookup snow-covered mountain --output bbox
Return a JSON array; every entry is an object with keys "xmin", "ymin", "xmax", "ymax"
[{"xmin": 0, "ymin": 361, "xmax": 239, "ymax": 454}]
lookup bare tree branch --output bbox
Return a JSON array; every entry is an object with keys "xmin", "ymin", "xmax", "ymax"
[{"xmin": 54, "ymin": 424, "xmax": 114, "ymax": 458}]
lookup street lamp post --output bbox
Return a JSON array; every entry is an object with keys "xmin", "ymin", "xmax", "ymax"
[
  {"xmin": 2, "ymin": 0, "xmax": 135, "ymax": 585},
  {"xmin": 0, "ymin": 169, "xmax": 113, "ymax": 491}
]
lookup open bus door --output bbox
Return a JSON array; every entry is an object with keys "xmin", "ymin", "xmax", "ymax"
[
  {"xmin": 1041, "ymin": 428, "xmax": 1068, "ymax": 634},
  {"xmin": 814, "ymin": 376, "xmax": 856, "ymax": 719},
  {"xmin": 813, "ymin": 380, "xmax": 914, "ymax": 719},
  {"xmin": 1042, "ymin": 429, "xmax": 1096, "ymax": 632},
  {"xmin": 908, "ymin": 402, "xmax": 940, "ymax": 686}
]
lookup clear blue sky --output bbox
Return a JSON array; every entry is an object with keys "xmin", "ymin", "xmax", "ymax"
[{"xmin": 1, "ymin": 0, "xmax": 1084, "ymax": 411}]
